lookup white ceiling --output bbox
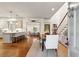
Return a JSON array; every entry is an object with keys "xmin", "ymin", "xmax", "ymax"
[{"xmin": 0, "ymin": 2, "xmax": 64, "ymax": 19}]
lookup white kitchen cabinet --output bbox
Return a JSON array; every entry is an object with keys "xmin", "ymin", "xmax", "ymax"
[{"xmin": 3, "ymin": 32, "xmax": 26, "ymax": 43}]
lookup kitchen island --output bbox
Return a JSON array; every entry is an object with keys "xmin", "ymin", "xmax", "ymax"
[{"xmin": 3, "ymin": 31, "xmax": 26, "ymax": 43}]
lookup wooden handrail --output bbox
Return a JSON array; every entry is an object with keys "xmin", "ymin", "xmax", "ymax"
[{"xmin": 57, "ymin": 12, "xmax": 68, "ymax": 30}]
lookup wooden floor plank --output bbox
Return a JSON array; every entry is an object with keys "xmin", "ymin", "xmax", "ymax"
[{"xmin": 0, "ymin": 36, "xmax": 33, "ymax": 57}]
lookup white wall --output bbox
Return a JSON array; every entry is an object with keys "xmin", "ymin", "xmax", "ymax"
[
  {"xmin": 40, "ymin": 19, "xmax": 50, "ymax": 34},
  {"xmin": 50, "ymin": 3, "xmax": 68, "ymax": 26},
  {"xmin": 49, "ymin": 3, "xmax": 68, "ymax": 34},
  {"xmin": 22, "ymin": 18, "xmax": 50, "ymax": 34},
  {"xmin": 68, "ymin": 6, "xmax": 79, "ymax": 57}
]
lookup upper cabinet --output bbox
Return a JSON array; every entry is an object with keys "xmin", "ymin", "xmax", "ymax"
[{"xmin": 0, "ymin": 20, "xmax": 23, "ymax": 33}]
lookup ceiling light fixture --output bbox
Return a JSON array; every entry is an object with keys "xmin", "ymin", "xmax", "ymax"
[
  {"xmin": 8, "ymin": 11, "xmax": 17, "ymax": 21},
  {"xmin": 51, "ymin": 8, "xmax": 55, "ymax": 11}
]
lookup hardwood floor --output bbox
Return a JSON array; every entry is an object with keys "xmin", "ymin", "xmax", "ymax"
[
  {"xmin": 0, "ymin": 36, "xmax": 68, "ymax": 57},
  {"xmin": 0, "ymin": 36, "xmax": 33, "ymax": 57},
  {"xmin": 58, "ymin": 42, "xmax": 68, "ymax": 57}
]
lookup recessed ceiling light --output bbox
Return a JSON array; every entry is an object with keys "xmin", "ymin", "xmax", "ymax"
[{"xmin": 52, "ymin": 8, "xmax": 55, "ymax": 11}]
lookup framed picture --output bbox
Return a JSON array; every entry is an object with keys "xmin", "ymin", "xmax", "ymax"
[{"xmin": 44, "ymin": 24, "xmax": 50, "ymax": 33}]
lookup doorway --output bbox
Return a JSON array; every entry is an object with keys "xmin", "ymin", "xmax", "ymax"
[{"xmin": 26, "ymin": 22, "xmax": 40, "ymax": 34}]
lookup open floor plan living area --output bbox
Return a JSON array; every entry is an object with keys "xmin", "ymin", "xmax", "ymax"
[{"xmin": 0, "ymin": 2, "xmax": 79, "ymax": 57}]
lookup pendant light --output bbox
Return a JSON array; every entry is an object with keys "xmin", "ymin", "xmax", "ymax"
[{"xmin": 8, "ymin": 11, "xmax": 16, "ymax": 21}]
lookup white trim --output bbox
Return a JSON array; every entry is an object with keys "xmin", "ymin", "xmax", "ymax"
[{"xmin": 73, "ymin": 9, "xmax": 76, "ymax": 47}]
